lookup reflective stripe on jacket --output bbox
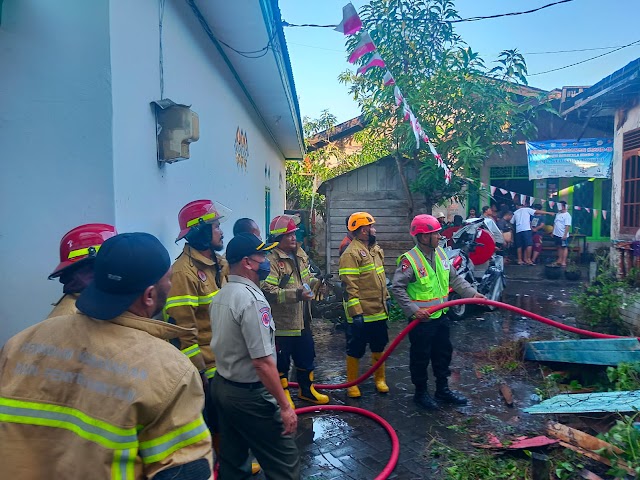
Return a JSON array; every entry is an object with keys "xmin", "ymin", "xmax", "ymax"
[
  {"xmin": 261, "ymin": 247, "xmax": 316, "ymax": 336},
  {"xmin": 0, "ymin": 312, "xmax": 212, "ymax": 479},
  {"xmin": 398, "ymin": 246, "xmax": 450, "ymax": 318},
  {"xmin": 163, "ymin": 244, "xmax": 228, "ymax": 377},
  {"xmin": 338, "ymin": 238, "xmax": 388, "ymax": 323}
]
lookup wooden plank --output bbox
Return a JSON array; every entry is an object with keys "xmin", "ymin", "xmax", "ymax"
[
  {"xmin": 330, "ymin": 190, "xmax": 407, "ymax": 201},
  {"xmin": 546, "ymin": 422, "xmax": 623, "ymax": 455},
  {"xmin": 524, "ymin": 339, "xmax": 640, "ymax": 366},
  {"xmin": 557, "ymin": 442, "xmax": 636, "ymax": 476},
  {"xmin": 524, "ymin": 390, "xmax": 640, "ymax": 414}
]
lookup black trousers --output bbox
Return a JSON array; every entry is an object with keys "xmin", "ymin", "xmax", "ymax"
[
  {"xmin": 276, "ymin": 326, "xmax": 316, "ymax": 375},
  {"xmin": 211, "ymin": 375, "xmax": 300, "ymax": 480},
  {"xmin": 345, "ymin": 320, "xmax": 389, "ymax": 358},
  {"xmin": 408, "ymin": 315, "xmax": 453, "ymax": 389}
]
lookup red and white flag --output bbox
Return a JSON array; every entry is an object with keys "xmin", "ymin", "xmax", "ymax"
[
  {"xmin": 593, "ymin": 209, "xmax": 598, "ymax": 218},
  {"xmin": 585, "ymin": 208, "xmax": 591, "ymax": 213},
  {"xmin": 510, "ymin": 191, "xmax": 517, "ymax": 200},
  {"xmin": 574, "ymin": 206, "xmax": 581, "ymax": 210},
  {"xmin": 335, "ymin": 3, "xmax": 362, "ymax": 35},
  {"xmin": 499, "ymin": 188, "xmax": 508, "ymax": 195},
  {"xmin": 383, "ymin": 71, "xmax": 395, "ymax": 86},
  {"xmin": 408, "ymin": 111, "xmax": 420, "ymax": 149},
  {"xmin": 520, "ymin": 194, "xmax": 526, "ymax": 205},
  {"xmin": 530, "ymin": 197, "xmax": 536, "ymax": 205},
  {"xmin": 357, "ymin": 52, "xmax": 386, "ymax": 75},
  {"xmin": 393, "ymin": 86, "xmax": 403, "ymax": 106},
  {"xmin": 603, "ymin": 210, "xmax": 607, "ymax": 220},
  {"xmin": 490, "ymin": 185, "xmax": 497, "ymax": 195},
  {"xmin": 402, "ymin": 101, "xmax": 411, "ymax": 121},
  {"xmin": 348, "ymin": 32, "xmax": 376, "ymax": 64},
  {"xmin": 549, "ymin": 201, "xmax": 555, "ymax": 209}
]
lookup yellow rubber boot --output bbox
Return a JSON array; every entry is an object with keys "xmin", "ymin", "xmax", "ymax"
[
  {"xmin": 346, "ymin": 356, "xmax": 361, "ymax": 398},
  {"xmin": 280, "ymin": 374, "xmax": 296, "ymax": 410},
  {"xmin": 297, "ymin": 369, "xmax": 329, "ymax": 404},
  {"xmin": 371, "ymin": 352, "xmax": 389, "ymax": 393}
]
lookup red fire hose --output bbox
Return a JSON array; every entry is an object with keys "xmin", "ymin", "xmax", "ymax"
[{"xmin": 288, "ymin": 298, "xmax": 638, "ymax": 480}]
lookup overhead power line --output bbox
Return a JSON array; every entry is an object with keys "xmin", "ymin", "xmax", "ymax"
[
  {"xmin": 288, "ymin": 41, "xmax": 633, "ymax": 57},
  {"xmin": 529, "ymin": 39, "xmax": 640, "ymax": 76},
  {"xmin": 282, "ymin": 0, "xmax": 575, "ymax": 28}
]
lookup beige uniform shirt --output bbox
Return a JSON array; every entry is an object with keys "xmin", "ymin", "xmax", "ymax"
[
  {"xmin": 210, "ymin": 275, "xmax": 276, "ymax": 383},
  {"xmin": 47, "ymin": 293, "xmax": 79, "ymax": 318}
]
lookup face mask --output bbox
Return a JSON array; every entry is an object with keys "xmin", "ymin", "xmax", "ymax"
[{"xmin": 257, "ymin": 259, "xmax": 271, "ymax": 281}]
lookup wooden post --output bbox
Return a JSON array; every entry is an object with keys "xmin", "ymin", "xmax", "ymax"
[
  {"xmin": 531, "ymin": 452, "xmax": 550, "ymax": 480},
  {"xmin": 394, "ymin": 153, "xmax": 414, "ymax": 219},
  {"xmin": 325, "ymin": 184, "xmax": 332, "ymax": 276}
]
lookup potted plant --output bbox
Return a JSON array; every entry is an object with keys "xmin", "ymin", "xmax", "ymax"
[
  {"xmin": 564, "ymin": 261, "xmax": 582, "ymax": 281},
  {"xmin": 544, "ymin": 263, "xmax": 563, "ymax": 279}
]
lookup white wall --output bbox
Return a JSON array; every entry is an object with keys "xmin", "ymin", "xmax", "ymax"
[
  {"xmin": 612, "ymin": 104, "xmax": 640, "ymax": 241},
  {"xmin": 0, "ymin": 0, "xmax": 114, "ymax": 344},
  {"xmin": 108, "ymin": 0, "xmax": 286, "ymax": 257}
]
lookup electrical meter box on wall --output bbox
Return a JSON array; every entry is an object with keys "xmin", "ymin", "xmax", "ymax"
[{"xmin": 151, "ymin": 99, "xmax": 200, "ymax": 163}]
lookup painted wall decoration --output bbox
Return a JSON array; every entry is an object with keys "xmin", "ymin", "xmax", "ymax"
[{"xmin": 235, "ymin": 127, "xmax": 249, "ymax": 171}]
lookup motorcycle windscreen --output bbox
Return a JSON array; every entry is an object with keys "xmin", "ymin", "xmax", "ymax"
[{"xmin": 469, "ymin": 230, "xmax": 496, "ymax": 265}]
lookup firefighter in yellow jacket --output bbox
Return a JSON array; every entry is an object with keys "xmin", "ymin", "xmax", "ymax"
[
  {"xmin": 47, "ymin": 223, "xmax": 117, "ymax": 318},
  {"xmin": 262, "ymin": 215, "xmax": 330, "ymax": 407},
  {"xmin": 163, "ymin": 199, "xmax": 229, "ymax": 382},
  {"xmin": 0, "ymin": 233, "xmax": 213, "ymax": 480},
  {"xmin": 339, "ymin": 212, "xmax": 390, "ymax": 398}
]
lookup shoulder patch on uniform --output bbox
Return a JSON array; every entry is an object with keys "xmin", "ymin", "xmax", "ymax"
[
  {"xmin": 197, "ymin": 270, "xmax": 207, "ymax": 282},
  {"xmin": 401, "ymin": 259, "xmax": 411, "ymax": 271},
  {"xmin": 359, "ymin": 250, "xmax": 367, "ymax": 258},
  {"xmin": 259, "ymin": 306, "xmax": 272, "ymax": 328}
]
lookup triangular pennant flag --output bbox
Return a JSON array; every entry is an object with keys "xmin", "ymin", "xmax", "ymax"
[
  {"xmin": 357, "ymin": 52, "xmax": 386, "ymax": 75},
  {"xmin": 490, "ymin": 185, "xmax": 497, "ymax": 195},
  {"xmin": 335, "ymin": 2, "xmax": 363, "ymax": 35},
  {"xmin": 421, "ymin": 132, "xmax": 431, "ymax": 144},
  {"xmin": 520, "ymin": 194, "xmax": 526, "ymax": 205},
  {"xmin": 602, "ymin": 210, "xmax": 607, "ymax": 220},
  {"xmin": 394, "ymin": 86, "xmax": 403, "ymax": 106},
  {"xmin": 549, "ymin": 201, "xmax": 555, "ymax": 209},
  {"xmin": 574, "ymin": 206, "xmax": 581, "ymax": 210},
  {"xmin": 383, "ymin": 71, "xmax": 395, "ymax": 86},
  {"xmin": 348, "ymin": 32, "xmax": 376, "ymax": 64},
  {"xmin": 408, "ymin": 111, "xmax": 420, "ymax": 149},
  {"xmin": 585, "ymin": 207, "xmax": 590, "ymax": 213},
  {"xmin": 557, "ymin": 203, "xmax": 561, "ymax": 211},
  {"xmin": 510, "ymin": 191, "xmax": 517, "ymax": 200},
  {"xmin": 402, "ymin": 100, "xmax": 411, "ymax": 121},
  {"xmin": 593, "ymin": 209, "xmax": 598, "ymax": 218},
  {"xmin": 480, "ymin": 182, "xmax": 486, "ymax": 188},
  {"xmin": 499, "ymin": 188, "xmax": 508, "ymax": 195}
]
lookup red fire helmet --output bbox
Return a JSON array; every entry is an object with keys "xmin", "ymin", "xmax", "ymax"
[
  {"xmin": 410, "ymin": 214, "xmax": 442, "ymax": 236},
  {"xmin": 176, "ymin": 199, "xmax": 230, "ymax": 241},
  {"xmin": 49, "ymin": 223, "xmax": 117, "ymax": 279},
  {"xmin": 269, "ymin": 215, "xmax": 298, "ymax": 237}
]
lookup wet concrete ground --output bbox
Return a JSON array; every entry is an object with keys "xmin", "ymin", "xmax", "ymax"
[{"xmin": 261, "ymin": 265, "xmax": 585, "ymax": 479}]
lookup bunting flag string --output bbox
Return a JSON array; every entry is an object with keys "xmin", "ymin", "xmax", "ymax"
[
  {"xmin": 337, "ymin": 4, "xmax": 452, "ymax": 183},
  {"xmin": 482, "ymin": 184, "xmax": 608, "ymax": 220}
]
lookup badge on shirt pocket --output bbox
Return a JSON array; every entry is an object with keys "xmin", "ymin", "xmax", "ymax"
[{"xmin": 197, "ymin": 270, "xmax": 207, "ymax": 282}]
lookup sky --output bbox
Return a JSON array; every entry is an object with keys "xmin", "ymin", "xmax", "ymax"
[{"xmin": 280, "ymin": 0, "xmax": 640, "ymax": 124}]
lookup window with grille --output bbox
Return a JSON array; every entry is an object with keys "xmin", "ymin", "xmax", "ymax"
[
  {"xmin": 490, "ymin": 165, "xmax": 529, "ymax": 179},
  {"xmin": 621, "ymin": 128, "xmax": 640, "ymax": 234}
]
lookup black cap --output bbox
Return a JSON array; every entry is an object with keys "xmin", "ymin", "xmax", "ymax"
[
  {"xmin": 225, "ymin": 233, "xmax": 277, "ymax": 264},
  {"xmin": 76, "ymin": 233, "xmax": 171, "ymax": 320}
]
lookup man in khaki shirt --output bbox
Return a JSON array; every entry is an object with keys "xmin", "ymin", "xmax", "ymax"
[{"xmin": 210, "ymin": 233, "xmax": 299, "ymax": 480}]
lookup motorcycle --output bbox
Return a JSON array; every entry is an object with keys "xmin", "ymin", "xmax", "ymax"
[
  {"xmin": 443, "ymin": 217, "xmax": 506, "ymax": 319},
  {"xmin": 309, "ymin": 260, "xmax": 347, "ymax": 329}
]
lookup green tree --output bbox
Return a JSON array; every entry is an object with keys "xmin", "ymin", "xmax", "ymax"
[
  {"xmin": 339, "ymin": 0, "xmax": 551, "ymax": 213},
  {"xmin": 286, "ymin": 110, "xmax": 390, "ymax": 213}
]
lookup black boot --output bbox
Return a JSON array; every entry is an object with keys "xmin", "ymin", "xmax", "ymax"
[
  {"xmin": 413, "ymin": 388, "xmax": 438, "ymax": 410},
  {"xmin": 435, "ymin": 381, "xmax": 468, "ymax": 405}
]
